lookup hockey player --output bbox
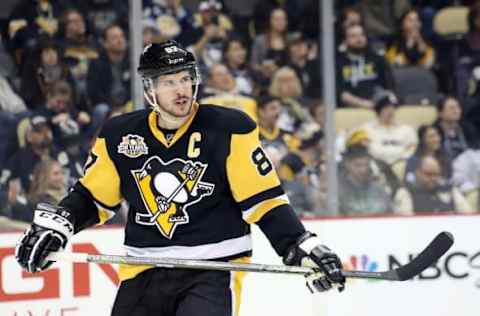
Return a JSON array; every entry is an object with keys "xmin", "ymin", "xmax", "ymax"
[{"xmin": 15, "ymin": 40, "xmax": 345, "ymax": 316}]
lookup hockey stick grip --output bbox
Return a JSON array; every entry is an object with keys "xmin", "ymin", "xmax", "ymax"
[{"xmin": 48, "ymin": 251, "xmax": 89, "ymax": 263}]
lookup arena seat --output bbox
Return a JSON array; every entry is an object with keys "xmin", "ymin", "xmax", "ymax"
[
  {"xmin": 395, "ymin": 105, "xmax": 438, "ymax": 128},
  {"xmin": 335, "ymin": 108, "xmax": 376, "ymax": 132},
  {"xmin": 433, "ymin": 6, "xmax": 469, "ymax": 37}
]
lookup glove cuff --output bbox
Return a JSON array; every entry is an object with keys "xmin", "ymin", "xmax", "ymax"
[
  {"xmin": 283, "ymin": 231, "xmax": 318, "ymax": 266},
  {"xmin": 33, "ymin": 203, "xmax": 74, "ymax": 240}
]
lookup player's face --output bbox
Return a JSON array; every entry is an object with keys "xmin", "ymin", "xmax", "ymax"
[{"xmin": 153, "ymin": 70, "xmax": 194, "ymax": 118}]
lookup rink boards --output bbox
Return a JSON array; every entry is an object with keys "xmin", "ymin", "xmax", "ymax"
[{"xmin": 1, "ymin": 214, "xmax": 479, "ymax": 316}]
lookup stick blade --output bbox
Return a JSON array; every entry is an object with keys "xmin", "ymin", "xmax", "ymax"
[{"xmin": 394, "ymin": 231, "xmax": 454, "ymax": 281}]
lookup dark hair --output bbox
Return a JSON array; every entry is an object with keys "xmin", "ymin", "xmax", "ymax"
[
  {"xmin": 435, "ymin": 95, "xmax": 457, "ymax": 113},
  {"xmin": 468, "ymin": 3, "xmax": 480, "ymax": 32},
  {"xmin": 336, "ymin": 6, "xmax": 364, "ymax": 43},
  {"xmin": 391, "ymin": 8, "xmax": 425, "ymax": 49},
  {"xmin": 102, "ymin": 23, "xmax": 124, "ymax": 41},
  {"xmin": 416, "ymin": 124, "xmax": 440, "ymax": 153},
  {"xmin": 59, "ymin": 8, "xmax": 85, "ymax": 37},
  {"xmin": 343, "ymin": 143, "xmax": 370, "ymax": 160},
  {"xmin": 256, "ymin": 93, "xmax": 280, "ymax": 109},
  {"xmin": 414, "ymin": 124, "xmax": 451, "ymax": 177}
]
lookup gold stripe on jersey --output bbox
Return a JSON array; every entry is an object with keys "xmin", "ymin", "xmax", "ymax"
[
  {"xmin": 230, "ymin": 256, "xmax": 250, "ymax": 316},
  {"xmin": 97, "ymin": 207, "xmax": 116, "ymax": 225},
  {"xmin": 118, "ymin": 263, "xmax": 152, "ymax": 282},
  {"xmin": 243, "ymin": 196, "xmax": 289, "ymax": 224},
  {"xmin": 227, "ymin": 127, "xmax": 281, "ymax": 202},
  {"xmin": 148, "ymin": 102, "xmax": 199, "ymax": 148},
  {"xmin": 79, "ymin": 138, "xmax": 122, "ymax": 208}
]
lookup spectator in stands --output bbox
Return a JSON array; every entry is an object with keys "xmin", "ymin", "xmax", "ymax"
[
  {"xmin": 343, "ymin": 130, "xmax": 401, "ymax": 198},
  {"xmin": 253, "ymin": 0, "xmax": 305, "ymax": 35},
  {"xmin": 257, "ymin": 94, "xmax": 298, "ymax": 169},
  {"xmin": 57, "ymin": 8, "xmax": 100, "ymax": 110},
  {"xmin": 453, "ymin": 141, "xmax": 480, "ymax": 195},
  {"xmin": 0, "ymin": 75, "xmax": 28, "ymax": 169},
  {"xmin": 278, "ymin": 125, "xmax": 324, "ymax": 215},
  {"xmin": 223, "ymin": 37, "xmax": 256, "ymax": 96},
  {"xmin": 199, "ymin": 63, "xmax": 257, "ymax": 120},
  {"xmin": 405, "ymin": 124, "xmax": 452, "ymax": 186},
  {"xmin": 8, "ymin": 159, "xmax": 67, "ymax": 222},
  {"xmin": 433, "ymin": 96, "xmax": 478, "ymax": 160},
  {"xmin": 70, "ymin": 0, "xmax": 129, "ymax": 38},
  {"xmin": 285, "ymin": 32, "xmax": 322, "ymax": 99},
  {"xmin": 335, "ymin": 6, "xmax": 364, "ymax": 52},
  {"xmin": 394, "ymin": 155, "xmax": 473, "ymax": 214},
  {"xmin": 355, "ymin": 0, "xmax": 411, "ymax": 44},
  {"xmin": 20, "ymin": 39, "xmax": 74, "ymax": 110},
  {"xmin": 269, "ymin": 66, "xmax": 313, "ymax": 134},
  {"xmin": 6, "ymin": 0, "xmax": 63, "ymax": 67},
  {"xmin": 459, "ymin": 3, "xmax": 480, "ymax": 59},
  {"xmin": 309, "ymin": 99, "xmax": 326, "ymax": 131},
  {"xmin": 86, "ymin": 23, "xmax": 130, "ymax": 140},
  {"xmin": 142, "ymin": 19, "xmax": 162, "ymax": 46},
  {"xmin": 385, "ymin": 8, "xmax": 435, "ymax": 69},
  {"xmin": 0, "ymin": 115, "xmax": 55, "ymax": 196},
  {"xmin": 35, "ymin": 80, "xmax": 89, "ymax": 151},
  {"xmin": 188, "ymin": 0, "xmax": 233, "ymax": 68},
  {"xmin": 250, "ymin": 7, "xmax": 288, "ymax": 83},
  {"xmin": 336, "ymin": 24, "xmax": 393, "ymax": 108},
  {"xmin": 142, "ymin": 0, "xmax": 196, "ymax": 45},
  {"xmin": 362, "ymin": 90, "xmax": 417, "ymax": 165},
  {"xmin": 338, "ymin": 144, "xmax": 393, "ymax": 215}
]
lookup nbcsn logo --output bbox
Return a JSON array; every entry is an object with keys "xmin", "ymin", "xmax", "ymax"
[{"xmin": 343, "ymin": 255, "xmax": 380, "ymax": 283}]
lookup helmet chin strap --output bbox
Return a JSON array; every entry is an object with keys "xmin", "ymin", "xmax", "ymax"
[{"xmin": 144, "ymin": 82, "xmax": 199, "ymax": 130}]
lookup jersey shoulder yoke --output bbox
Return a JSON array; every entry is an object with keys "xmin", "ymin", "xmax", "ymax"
[{"xmin": 198, "ymin": 104, "xmax": 256, "ymax": 134}]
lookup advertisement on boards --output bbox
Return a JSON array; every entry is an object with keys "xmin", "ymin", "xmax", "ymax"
[{"xmin": 1, "ymin": 215, "xmax": 479, "ymax": 316}]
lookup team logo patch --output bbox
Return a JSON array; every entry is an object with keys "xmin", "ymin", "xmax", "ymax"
[
  {"xmin": 132, "ymin": 156, "xmax": 215, "ymax": 239},
  {"xmin": 118, "ymin": 134, "xmax": 149, "ymax": 158}
]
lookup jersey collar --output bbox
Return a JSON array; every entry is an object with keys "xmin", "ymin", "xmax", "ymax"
[
  {"xmin": 148, "ymin": 102, "xmax": 199, "ymax": 148},
  {"xmin": 259, "ymin": 126, "xmax": 280, "ymax": 141}
]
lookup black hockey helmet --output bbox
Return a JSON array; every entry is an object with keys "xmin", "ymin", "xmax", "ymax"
[{"xmin": 137, "ymin": 40, "xmax": 197, "ymax": 78}]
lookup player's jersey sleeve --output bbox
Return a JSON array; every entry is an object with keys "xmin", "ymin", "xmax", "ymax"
[
  {"xmin": 226, "ymin": 126, "xmax": 289, "ymax": 224},
  {"xmin": 77, "ymin": 136, "xmax": 123, "ymax": 224}
]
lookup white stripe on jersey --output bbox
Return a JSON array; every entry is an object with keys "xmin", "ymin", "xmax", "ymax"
[
  {"xmin": 241, "ymin": 193, "xmax": 290, "ymax": 221},
  {"xmin": 124, "ymin": 234, "xmax": 252, "ymax": 259}
]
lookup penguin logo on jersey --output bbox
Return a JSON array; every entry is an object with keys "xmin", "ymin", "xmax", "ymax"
[{"xmin": 132, "ymin": 156, "xmax": 215, "ymax": 239}]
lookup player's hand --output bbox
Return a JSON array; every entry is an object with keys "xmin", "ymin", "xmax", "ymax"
[
  {"xmin": 15, "ymin": 203, "xmax": 74, "ymax": 273},
  {"xmin": 283, "ymin": 232, "xmax": 345, "ymax": 293}
]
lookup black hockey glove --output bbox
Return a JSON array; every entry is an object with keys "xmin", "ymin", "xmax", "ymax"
[
  {"xmin": 284, "ymin": 231, "xmax": 345, "ymax": 293},
  {"xmin": 15, "ymin": 203, "xmax": 74, "ymax": 273}
]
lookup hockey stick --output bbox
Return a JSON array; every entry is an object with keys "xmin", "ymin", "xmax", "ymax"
[{"xmin": 47, "ymin": 231, "xmax": 453, "ymax": 281}]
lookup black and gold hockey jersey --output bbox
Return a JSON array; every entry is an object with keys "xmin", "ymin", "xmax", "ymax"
[
  {"xmin": 259, "ymin": 126, "xmax": 299, "ymax": 159},
  {"xmin": 61, "ymin": 103, "xmax": 306, "ymax": 281}
]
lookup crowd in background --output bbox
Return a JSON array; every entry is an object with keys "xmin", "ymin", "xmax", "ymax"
[{"xmin": 0, "ymin": 0, "xmax": 479, "ymax": 227}]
